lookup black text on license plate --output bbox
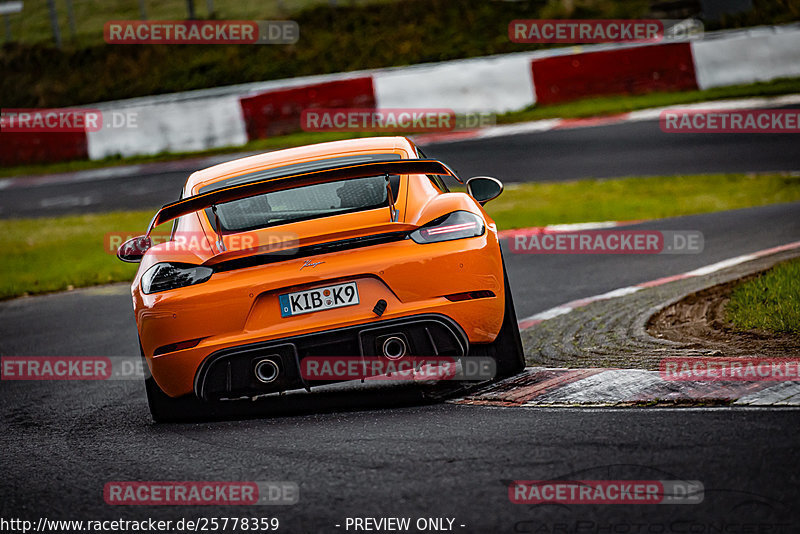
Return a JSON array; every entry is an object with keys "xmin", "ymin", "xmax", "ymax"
[{"xmin": 279, "ymin": 282, "xmax": 359, "ymax": 317}]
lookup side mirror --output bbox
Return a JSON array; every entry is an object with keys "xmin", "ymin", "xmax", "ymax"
[
  {"xmin": 466, "ymin": 176, "xmax": 503, "ymax": 205},
  {"xmin": 117, "ymin": 235, "xmax": 152, "ymax": 263}
]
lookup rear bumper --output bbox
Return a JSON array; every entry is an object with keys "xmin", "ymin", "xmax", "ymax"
[
  {"xmin": 136, "ymin": 233, "xmax": 504, "ymax": 397},
  {"xmin": 194, "ymin": 313, "xmax": 468, "ymax": 401}
]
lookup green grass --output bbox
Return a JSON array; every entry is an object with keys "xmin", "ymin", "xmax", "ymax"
[
  {"xmin": 485, "ymin": 172, "xmax": 800, "ymax": 229},
  {"xmin": 3, "ymin": 76, "xmax": 800, "ymax": 180},
  {"xmin": 8, "ymin": 0, "xmax": 800, "ymax": 48},
  {"xmin": 3, "ymin": 172, "xmax": 800, "ymax": 300},
  {"xmin": 0, "ymin": 210, "xmax": 154, "ymax": 300},
  {"xmin": 5, "ymin": 0, "xmax": 399, "ymax": 47},
  {"xmin": 726, "ymin": 258, "xmax": 800, "ymax": 334}
]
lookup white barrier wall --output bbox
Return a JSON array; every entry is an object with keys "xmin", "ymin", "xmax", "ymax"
[
  {"xmin": 373, "ymin": 52, "xmax": 537, "ymax": 113},
  {"xmin": 86, "ymin": 71, "xmax": 378, "ymax": 159},
  {"xmin": 692, "ymin": 25, "xmax": 800, "ymax": 89},
  {"xmin": 86, "ymin": 95, "xmax": 249, "ymax": 160}
]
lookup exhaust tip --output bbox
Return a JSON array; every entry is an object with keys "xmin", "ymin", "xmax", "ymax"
[
  {"xmin": 254, "ymin": 359, "xmax": 280, "ymax": 383},
  {"xmin": 382, "ymin": 336, "xmax": 407, "ymax": 360}
]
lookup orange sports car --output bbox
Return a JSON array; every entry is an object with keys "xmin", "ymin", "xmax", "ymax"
[{"xmin": 118, "ymin": 136, "xmax": 524, "ymax": 421}]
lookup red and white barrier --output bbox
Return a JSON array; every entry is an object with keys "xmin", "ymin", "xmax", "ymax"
[
  {"xmin": 692, "ymin": 26, "xmax": 800, "ymax": 89},
  {"xmin": 240, "ymin": 77, "xmax": 375, "ymax": 139},
  {"xmin": 0, "ymin": 131, "xmax": 88, "ymax": 166},
  {"xmin": 85, "ymin": 95, "xmax": 248, "ymax": 161},
  {"xmin": 373, "ymin": 53, "xmax": 536, "ymax": 114},
  {"xmin": 3, "ymin": 24, "xmax": 798, "ymax": 165}
]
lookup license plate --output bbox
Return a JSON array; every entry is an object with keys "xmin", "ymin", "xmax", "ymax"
[{"xmin": 279, "ymin": 282, "xmax": 359, "ymax": 317}]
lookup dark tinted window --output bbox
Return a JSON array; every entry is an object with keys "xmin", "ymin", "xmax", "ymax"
[{"xmin": 206, "ymin": 175, "xmax": 400, "ymax": 232}]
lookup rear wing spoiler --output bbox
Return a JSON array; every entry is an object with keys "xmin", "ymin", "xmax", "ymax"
[{"xmin": 146, "ymin": 159, "xmax": 461, "ymax": 235}]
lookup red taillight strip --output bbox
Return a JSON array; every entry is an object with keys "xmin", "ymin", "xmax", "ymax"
[
  {"xmin": 425, "ymin": 222, "xmax": 480, "ymax": 236},
  {"xmin": 444, "ymin": 290, "xmax": 496, "ymax": 302}
]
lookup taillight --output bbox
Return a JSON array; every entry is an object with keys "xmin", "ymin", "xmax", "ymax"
[
  {"xmin": 409, "ymin": 211, "xmax": 485, "ymax": 244},
  {"xmin": 444, "ymin": 290, "xmax": 496, "ymax": 302},
  {"xmin": 141, "ymin": 262, "xmax": 213, "ymax": 294}
]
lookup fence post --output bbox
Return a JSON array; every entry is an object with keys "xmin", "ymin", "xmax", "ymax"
[
  {"xmin": 46, "ymin": 0, "xmax": 62, "ymax": 48},
  {"xmin": 3, "ymin": 13, "xmax": 11, "ymax": 42},
  {"xmin": 185, "ymin": 0, "xmax": 196, "ymax": 19},
  {"xmin": 65, "ymin": 0, "xmax": 77, "ymax": 40}
]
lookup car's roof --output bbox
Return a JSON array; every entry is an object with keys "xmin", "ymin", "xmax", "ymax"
[{"xmin": 186, "ymin": 136, "xmax": 417, "ymax": 193}]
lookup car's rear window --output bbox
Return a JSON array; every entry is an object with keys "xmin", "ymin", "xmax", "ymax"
[
  {"xmin": 200, "ymin": 153, "xmax": 403, "ymax": 232},
  {"xmin": 208, "ymin": 174, "xmax": 400, "ymax": 232}
]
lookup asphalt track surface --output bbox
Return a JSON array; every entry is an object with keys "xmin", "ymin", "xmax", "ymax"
[
  {"xmin": 2, "ymin": 114, "xmax": 800, "ymax": 219},
  {"xmin": 2, "ymin": 125, "xmax": 800, "ymax": 531}
]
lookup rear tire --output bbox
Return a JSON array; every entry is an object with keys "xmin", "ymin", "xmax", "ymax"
[{"xmin": 469, "ymin": 262, "xmax": 526, "ymax": 379}]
